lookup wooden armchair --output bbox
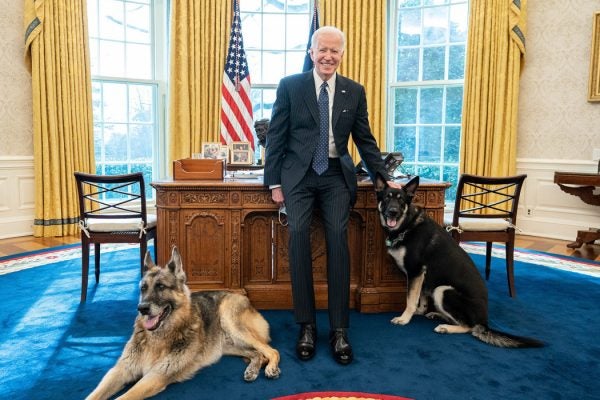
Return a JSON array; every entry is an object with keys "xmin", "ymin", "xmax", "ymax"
[
  {"xmin": 74, "ymin": 172, "xmax": 157, "ymax": 302},
  {"xmin": 445, "ymin": 174, "xmax": 527, "ymax": 297}
]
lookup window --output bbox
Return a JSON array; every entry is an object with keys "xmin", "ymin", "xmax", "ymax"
[
  {"xmin": 87, "ymin": 0, "xmax": 169, "ymax": 199},
  {"xmin": 388, "ymin": 0, "xmax": 468, "ymax": 201},
  {"xmin": 240, "ymin": 0, "xmax": 313, "ymax": 130}
]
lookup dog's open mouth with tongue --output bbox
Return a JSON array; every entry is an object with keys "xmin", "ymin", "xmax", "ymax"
[{"xmin": 138, "ymin": 304, "xmax": 172, "ymax": 331}]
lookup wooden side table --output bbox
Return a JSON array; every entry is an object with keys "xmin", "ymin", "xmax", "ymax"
[{"xmin": 553, "ymin": 171, "xmax": 600, "ymax": 248}]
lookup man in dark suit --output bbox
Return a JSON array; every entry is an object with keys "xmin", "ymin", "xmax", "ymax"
[{"xmin": 264, "ymin": 26, "xmax": 396, "ymax": 365}]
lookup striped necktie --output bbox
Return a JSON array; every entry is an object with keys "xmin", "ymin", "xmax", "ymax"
[{"xmin": 312, "ymin": 82, "xmax": 329, "ymax": 175}]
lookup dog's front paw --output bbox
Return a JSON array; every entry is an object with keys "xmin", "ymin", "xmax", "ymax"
[
  {"xmin": 244, "ymin": 366, "xmax": 260, "ymax": 382},
  {"xmin": 265, "ymin": 365, "xmax": 281, "ymax": 379},
  {"xmin": 391, "ymin": 313, "xmax": 412, "ymax": 325},
  {"xmin": 434, "ymin": 324, "xmax": 449, "ymax": 334}
]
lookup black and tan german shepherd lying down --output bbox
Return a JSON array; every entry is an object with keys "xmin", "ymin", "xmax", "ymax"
[
  {"xmin": 375, "ymin": 175, "xmax": 543, "ymax": 348},
  {"xmin": 86, "ymin": 247, "xmax": 280, "ymax": 400}
]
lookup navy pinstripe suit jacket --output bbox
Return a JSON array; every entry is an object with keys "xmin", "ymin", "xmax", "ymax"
[{"xmin": 263, "ymin": 71, "xmax": 388, "ymax": 205}]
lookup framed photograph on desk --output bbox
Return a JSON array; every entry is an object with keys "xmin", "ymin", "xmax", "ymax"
[
  {"xmin": 202, "ymin": 142, "xmax": 221, "ymax": 159},
  {"xmin": 230, "ymin": 149, "xmax": 253, "ymax": 165},
  {"xmin": 231, "ymin": 141, "xmax": 251, "ymax": 152}
]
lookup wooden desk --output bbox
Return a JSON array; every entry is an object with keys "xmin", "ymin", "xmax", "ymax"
[
  {"xmin": 151, "ymin": 176, "xmax": 449, "ymax": 312},
  {"xmin": 554, "ymin": 171, "xmax": 600, "ymax": 248}
]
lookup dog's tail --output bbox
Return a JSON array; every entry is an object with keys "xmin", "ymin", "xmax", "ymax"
[{"xmin": 471, "ymin": 325, "xmax": 544, "ymax": 348}]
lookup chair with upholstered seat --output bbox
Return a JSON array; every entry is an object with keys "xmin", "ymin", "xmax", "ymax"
[
  {"xmin": 445, "ymin": 174, "xmax": 527, "ymax": 297},
  {"xmin": 74, "ymin": 171, "xmax": 157, "ymax": 302}
]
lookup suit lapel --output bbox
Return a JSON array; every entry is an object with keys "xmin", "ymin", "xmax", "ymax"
[
  {"xmin": 301, "ymin": 73, "xmax": 319, "ymax": 125},
  {"xmin": 332, "ymin": 76, "xmax": 348, "ymax": 130}
]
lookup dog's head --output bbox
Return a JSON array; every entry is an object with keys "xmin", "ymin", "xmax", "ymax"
[
  {"xmin": 374, "ymin": 175, "xmax": 420, "ymax": 232},
  {"xmin": 136, "ymin": 246, "xmax": 190, "ymax": 332}
]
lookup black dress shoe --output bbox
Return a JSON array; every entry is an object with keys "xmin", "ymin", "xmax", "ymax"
[
  {"xmin": 296, "ymin": 323, "xmax": 316, "ymax": 361},
  {"xmin": 329, "ymin": 328, "xmax": 353, "ymax": 365}
]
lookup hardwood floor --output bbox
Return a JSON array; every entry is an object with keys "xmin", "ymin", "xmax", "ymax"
[{"xmin": 1, "ymin": 234, "xmax": 599, "ymax": 262}]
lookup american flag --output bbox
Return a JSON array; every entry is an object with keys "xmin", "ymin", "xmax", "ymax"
[
  {"xmin": 302, "ymin": 0, "xmax": 320, "ymax": 72},
  {"xmin": 220, "ymin": 0, "xmax": 254, "ymax": 149}
]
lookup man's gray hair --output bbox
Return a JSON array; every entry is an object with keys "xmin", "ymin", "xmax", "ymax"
[{"xmin": 310, "ymin": 26, "xmax": 346, "ymax": 50}]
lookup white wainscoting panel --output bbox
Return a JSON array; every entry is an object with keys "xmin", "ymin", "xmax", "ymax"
[
  {"xmin": 0, "ymin": 157, "xmax": 34, "ymax": 238},
  {"xmin": 517, "ymin": 159, "xmax": 600, "ymax": 242}
]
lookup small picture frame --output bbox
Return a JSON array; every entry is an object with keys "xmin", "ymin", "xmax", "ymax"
[
  {"xmin": 218, "ymin": 145, "xmax": 229, "ymax": 160},
  {"xmin": 202, "ymin": 142, "xmax": 222, "ymax": 159},
  {"xmin": 231, "ymin": 141, "xmax": 251, "ymax": 152},
  {"xmin": 230, "ymin": 149, "xmax": 252, "ymax": 165}
]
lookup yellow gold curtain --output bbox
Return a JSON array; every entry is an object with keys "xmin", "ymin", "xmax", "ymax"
[
  {"xmin": 321, "ymin": 0, "xmax": 387, "ymax": 161},
  {"xmin": 460, "ymin": 0, "xmax": 527, "ymax": 176},
  {"xmin": 168, "ymin": 0, "xmax": 232, "ymax": 165},
  {"xmin": 24, "ymin": 0, "xmax": 95, "ymax": 237}
]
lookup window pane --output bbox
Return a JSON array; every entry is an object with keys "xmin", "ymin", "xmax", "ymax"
[
  {"xmin": 287, "ymin": 0, "xmax": 309, "ymax": 13},
  {"xmin": 422, "ymin": 46, "xmax": 445, "ymax": 80},
  {"xmin": 263, "ymin": 51, "xmax": 285, "ymax": 84},
  {"xmin": 445, "ymin": 86, "xmax": 463, "ymax": 123},
  {"xmin": 104, "ymin": 123, "xmax": 128, "ymax": 161},
  {"xmin": 264, "ymin": 0, "xmax": 284, "ymax": 12},
  {"xmin": 399, "ymin": 0, "xmax": 422, "ymax": 7},
  {"xmin": 286, "ymin": 51, "xmax": 305, "ymax": 75},
  {"xmin": 241, "ymin": 0, "xmax": 262, "ymax": 12},
  {"xmin": 419, "ymin": 88, "xmax": 443, "ymax": 123},
  {"xmin": 246, "ymin": 50, "xmax": 262, "ymax": 82},
  {"xmin": 129, "ymin": 85, "xmax": 153, "ymax": 123},
  {"xmin": 103, "ymin": 83, "xmax": 127, "ymax": 122},
  {"xmin": 126, "ymin": 43, "xmax": 152, "ymax": 79},
  {"xmin": 397, "ymin": 48, "xmax": 420, "ymax": 81},
  {"xmin": 443, "ymin": 165, "xmax": 459, "ymax": 200},
  {"xmin": 242, "ymin": 14, "xmax": 261, "ymax": 49},
  {"xmin": 444, "ymin": 126, "xmax": 461, "ymax": 162},
  {"xmin": 398, "ymin": 9, "xmax": 421, "ymax": 46},
  {"xmin": 262, "ymin": 89, "xmax": 277, "ymax": 119},
  {"xmin": 419, "ymin": 126, "xmax": 441, "ymax": 162},
  {"xmin": 394, "ymin": 88, "xmax": 418, "ymax": 124},
  {"xmin": 263, "ymin": 14, "xmax": 286, "ymax": 49},
  {"xmin": 449, "ymin": 3, "xmax": 468, "ymax": 42},
  {"xmin": 126, "ymin": 3, "xmax": 151, "ymax": 43},
  {"xmin": 130, "ymin": 124, "xmax": 153, "ymax": 160},
  {"xmin": 286, "ymin": 14, "xmax": 308, "ymax": 50},
  {"xmin": 99, "ymin": 40, "xmax": 125, "ymax": 76},
  {"xmin": 448, "ymin": 44, "xmax": 465, "ymax": 79},
  {"xmin": 394, "ymin": 126, "xmax": 416, "ymax": 161},
  {"xmin": 99, "ymin": 0, "xmax": 124, "ymax": 40},
  {"xmin": 416, "ymin": 164, "xmax": 441, "ymax": 181},
  {"xmin": 423, "ymin": 6, "xmax": 448, "ymax": 45}
]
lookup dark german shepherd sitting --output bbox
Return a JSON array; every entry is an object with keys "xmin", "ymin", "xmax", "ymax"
[
  {"xmin": 375, "ymin": 175, "xmax": 543, "ymax": 348},
  {"xmin": 86, "ymin": 247, "xmax": 281, "ymax": 400}
]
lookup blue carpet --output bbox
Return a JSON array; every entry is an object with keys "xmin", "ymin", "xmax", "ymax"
[{"xmin": 1, "ymin": 246, "xmax": 599, "ymax": 400}]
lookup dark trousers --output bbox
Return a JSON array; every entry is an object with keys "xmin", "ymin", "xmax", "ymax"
[{"xmin": 283, "ymin": 158, "xmax": 351, "ymax": 329}]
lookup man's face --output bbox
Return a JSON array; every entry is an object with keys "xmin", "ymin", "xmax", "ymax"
[{"xmin": 309, "ymin": 32, "xmax": 344, "ymax": 81}]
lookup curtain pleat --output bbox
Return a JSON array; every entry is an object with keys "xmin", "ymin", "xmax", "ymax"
[
  {"xmin": 24, "ymin": 0, "xmax": 95, "ymax": 237},
  {"xmin": 168, "ymin": 0, "xmax": 232, "ymax": 165},
  {"xmin": 322, "ymin": 0, "xmax": 387, "ymax": 161},
  {"xmin": 460, "ymin": 0, "xmax": 527, "ymax": 177}
]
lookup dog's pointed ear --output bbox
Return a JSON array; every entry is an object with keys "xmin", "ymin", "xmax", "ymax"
[
  {"xmin": 374, "ymin": 173, "xmax": 387, "ymax": 193},
  {"xmin": 143, "ymin": 250, "xmax": 155, "ymax": 274},
  {"xmin": 403, "ymin": 175, "xmax": 420, "ymax": 197},
  {"xmin": 167, "ymin": 246, "xmax": 186, "ymax": 282}
]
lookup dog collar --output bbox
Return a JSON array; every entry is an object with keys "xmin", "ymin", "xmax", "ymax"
[{"xmin": 385, "ymin": 232, "xmax": 406, "ymax": 247}]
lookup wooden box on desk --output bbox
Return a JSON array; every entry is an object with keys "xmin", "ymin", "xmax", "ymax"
[{"xmin": 173, "ymin": 158, "xmax": 225, "ymax": 180}]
